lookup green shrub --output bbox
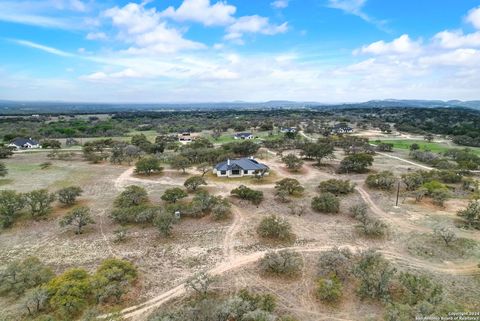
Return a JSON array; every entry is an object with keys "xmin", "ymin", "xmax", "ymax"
[
  {"xmin": 401, "ymin": 171, "xmax": 427, "ymax": 191},
  {"xmin": 91, "ymin": 258, "xmax": 137, "ymax": 304},
  {"xmin": 275, "ymin": 178, "xmax": 304, "ymax": 196},
  {"xmin": 135, "ymin": 156, "xmax": 163, "ymax": 176},
  {"xmin": 398, "ymin": 272, "xmax": 443, "ymax": 306},
  {"xmin": 358, "ymin": 216, "xmax": 388, "ymax": 238},
  {"xmin": 349, "ymin": 204, "xmax": 368, "ymax": 222},
  {"xmin": 154, "ymin": 210, "xmax": 177, "ymax": 237},
  {"xmin": 311, "ymin": 193, "xmax": 340, "ymax": 214},
  {"xmin": 0, "ymin": 257, "xmax": 54, "ymax": 296},
  {"xmin": 338, "ymin": 153, "xmax": 374, "ymax": 174},
  {"xmin": 110, "ymin": 204, "xmax": 154, "ymax": 224},
  {"xmin": 259, "ymin": 250, "xmax": 303, "ymax": 276},
  {"xmin": 365, "ymin": 171, "xmax": 396, "ymax": 191},
  {"xmin": 353, "ymin": 250, "xmax": 396, "ymax": 302},
  {"xmin": 231, "ymin": 185, "xmax": 264, "ymax": 205},
  {"xmin": 161, "ymin": 188, "xmax": 188, "ymax": 204},
  {"xmin": 0, "ymin": 190, "xmax": 25, "ymax": 228},
  {"xmin": 257, "ymin": 215, "xmax": 292, "ymax": 241},
  {"xmin": 184, "ymin": 176, "xmax": 207, "ymax": 192},
  {"xmin": 431, "ymin": 189, "xmax": 450, "ymax": 207},
  {"xmin": 436, "ymin": 170, "xmax": 462, "ymax": 184},
  {"xmin": 211, "ymin": 198, "xmax": 231, "ymax": 220},
  {"xmin": 318, "ymin": 179, "xmax": 355, "ymax": 195},
  {"xmin": 25, "ymin": 189, "xmax": 56, "ymax": 219},
  {"xmin": 46, "ymin": 268, "xmax": 92, "ymax": 317},
  {"xmin": 316, "ymin": 275, "xmax": 343, "ymax": 303},
  {"xmin": 457, "ymin": 200, "xmax": 480, "ymax": 229},
  {"xmin": 59, "ymin": 206, "xmax": 95, "ymax": 234},
  {"xmin": 114, "ymin": 185, "xmax": 148, "ymax": 208},
  {"xmin": 317, "ymin": 247, "xmax": 353, "ymax": 280},
  {"xmin": 57, "ymin": 186, "xmax": 83, "ymax": 206},
  {"xmin": 281, "ymin": 154, "xmax": 304, "ymax": 171}
]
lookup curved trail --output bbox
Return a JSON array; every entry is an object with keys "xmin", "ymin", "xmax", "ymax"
[
  {"xmin": 222, "ymin": 206, "xmax": 244, "ymax": 260},
  {"xmin": 355, "ymin": 186, "xmax": 431, "ymax": 234},
  {"xmin": 98, "ymin": 210, "xmax": 115, "ymax": 256}
]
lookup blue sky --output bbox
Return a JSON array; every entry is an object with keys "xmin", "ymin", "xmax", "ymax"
[{"xmin": 1, "ymin": 0, "xmax": 480, "ymax": 102}]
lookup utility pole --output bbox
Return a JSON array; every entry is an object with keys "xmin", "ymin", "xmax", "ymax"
[{"xmin": 395, "ymin": 181, "xmax": 401, "ymax": 207}]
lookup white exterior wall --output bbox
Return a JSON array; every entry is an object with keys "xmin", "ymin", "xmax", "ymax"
[
  {"xmin": 213, "ymin": 168, "xmax": 268, "ymax": 178},
  {"xmin": 8, "ymin": 143, "xmax": 40, "ymax": 149}
]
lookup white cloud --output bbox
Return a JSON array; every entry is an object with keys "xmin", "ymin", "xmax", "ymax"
[
  {"xmin": 104, "ymin": 3, "xmax": 206, "ymax": 54},
  {"xmin": 355, "ymin": 34, "xmax": 422, "ymax": 55},
  {"xmin": 197, "ymin": 68, "xmax": 239, "ymax": 80},
  {"xmin": 12, "ymin": 39, "xmax": 75, "ymax": 57},
  {"xmin": 81, "ymin": 68, "xmax": 146, "ymax": 82},
  {"xmin": 466, "ymin": 6, "xmax": 480, "ymax": 29},
  {"xmin": 327, "ymin": 0, "xmax": 387, "ymax": 30},
  {"xmin": 420, "ymin": 49, "xmax": 480, "ymax": 67},
  {"xmin": 328, "ymin": 0, "xmax": 366, "ymax": 17},
  {"xmin": 433, "ymin": 30, "xmax": 480, "ymax": 49},
  {"xmin": 271, "ymin": 0, "xmax": 289, "ymax": 9},
  {"xmin": 161, "ymin": 0, "xmax": 236, "ymax": 26},
  {"xmin": 226, "ymin": 15, "xmax": 288, "ymax": 41},
  {"xmin": 0, "ymin": 11, "xmax": 73, "ymax": 29},
  {"xmin": 50, "ymin": 0, "xmax": 89, "ymax": 12},
  {"xmin": 327, "ymin": 0, "xmax": 370, "ymax": 23},
  {"xmin": 68, "ymin": 0, "xmax": 87, "ymax": 12},
  {"xmin": 0, "ymin": 1, "xmax": 90, "ymax": 29},
  {"xmin": 86, "ymin": 32, "xmax": 107, "ymax": 40}
]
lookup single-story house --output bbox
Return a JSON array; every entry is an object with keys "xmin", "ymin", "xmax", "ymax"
[
  {"xmin": 8, "ymin": 137, "xmax": 41, "ymax": 149},
  {"xmin": 331, "ymin": 125, "xmax": 353, "ymax": 134},
  {"xmin": 234, "ymin": 132, "xmax": 254, "ymax": 140},
  {"xmin": 213, "ymin": 157, "xmax": 269, "ymax": 178},
  {"xmin": 178, "ymin": 132, "xmax": 198, "ymax": 143},
  {"xmin": 280, "ymin": 127, "xmax": 297, "ymax": 133}
]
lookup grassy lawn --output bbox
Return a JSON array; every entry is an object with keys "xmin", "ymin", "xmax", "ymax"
[
  {"xmin": 125, "ymin": 130, "xmax": 158, "ymax": 142},
  {"xmin": 375, "ymin": 139, "xmax": 480, "ymax": 155}
]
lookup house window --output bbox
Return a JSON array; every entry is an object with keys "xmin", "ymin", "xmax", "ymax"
[
  {"xmin": 232, "ymin": 169, "xmax": 240, "ymax": 175},
  {"xmin": 244, "ymin": 170, "xmax": 248, "ymax": 174},
  {"xmin": 220, "ymin": 171, "xmax": 226, "ymax": 175}
]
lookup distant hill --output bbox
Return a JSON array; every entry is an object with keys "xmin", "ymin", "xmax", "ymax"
[{"xmin": 0, "ymin": 99, "xmax": 479, "ymax": 114}]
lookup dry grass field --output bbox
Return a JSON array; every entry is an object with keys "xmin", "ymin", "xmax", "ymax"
[{"xmin": 0, "ymin": 144, "xmax": 479, "ymax": 320}]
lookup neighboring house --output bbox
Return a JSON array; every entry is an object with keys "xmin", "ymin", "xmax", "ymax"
[
  {"xmin": 280, "ymin": 127, "xmax": 297, "ymax": 133},
  {"xmin": 234, "ymin": 132, "xmax": 254, "ymax": 140},
  {"xmin": 8, "ymin": 138, "xmax": 41, "ymax": 149},
  {"xmin": 213, "ymin": 157, "xmax": 269, "ymax": 178},
  {"xmin": 331, "ymin": 125, "xmax": 353, "ymax": 134},
  {"xmin": 178, "ymin": 132, "xmax": 198, "ymax": 143}
]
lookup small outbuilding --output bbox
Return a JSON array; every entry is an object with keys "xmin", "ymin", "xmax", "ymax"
[{"xmin": 213, "ymin": 157, "xmax": 269, "ymax": 178}]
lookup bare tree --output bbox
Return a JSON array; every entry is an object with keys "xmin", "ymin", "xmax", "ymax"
[
  {"xmin": 185, "ymin": 272, "xmax": 216, "ymax": 298},
  {"xmin": 434, "ymin": 226, "xmax": 456, "ymax": 246}
]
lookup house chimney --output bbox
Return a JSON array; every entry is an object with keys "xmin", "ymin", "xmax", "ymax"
[
  {"xmin": 227, "ymin": 159, "xmax": 231, "ymax": 165},
  {"xmin": 250, "ymin": 156, "xmax": 254, "ymax": 160}
]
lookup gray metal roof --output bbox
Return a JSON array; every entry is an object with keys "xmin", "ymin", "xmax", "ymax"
[
  {"xmin": 10, "ymin": 137, "xmax": 39, "ymax": 146},
  {"xmin": 234, "ymin": 132, "xmax": 253, "ymax": 137},
  {"xmin": 215, "ymin": 158, "xmax": 269, "ymax": 171}
]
